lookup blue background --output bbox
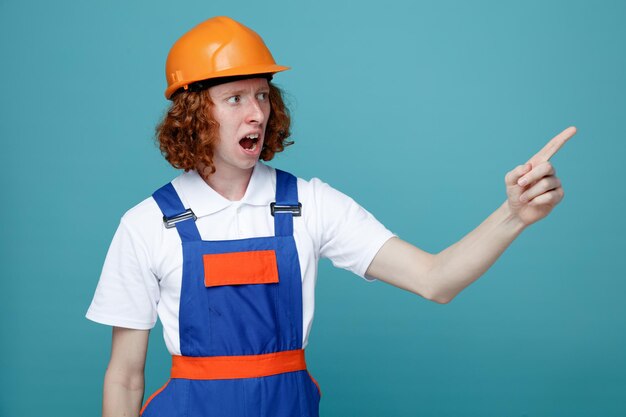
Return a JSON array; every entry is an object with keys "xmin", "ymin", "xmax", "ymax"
[{"xmin": 1, "ymin": 1, "xmax": 624, "ymax": 416}]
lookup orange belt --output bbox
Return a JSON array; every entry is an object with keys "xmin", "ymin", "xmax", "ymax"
[{"xmin": 171, "ymin": 348, "xmax": 307, "ymax": 380}]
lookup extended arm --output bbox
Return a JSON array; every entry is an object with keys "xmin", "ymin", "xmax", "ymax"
[
  {"xmin": 366, "ymin": 127, "xmax": 575, "ymax": 303},
  {"xmin": 366, "ymin": 201, "xmax": 525, "ymax": 303},
  {"xmin": 102, "ymin": 327, "xmax": 149, "ymax": 417}
]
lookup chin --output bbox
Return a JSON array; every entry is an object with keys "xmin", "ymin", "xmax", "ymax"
[{"xmin": 237, "ymin": 158, "xmax": 259, "ymax": 170}]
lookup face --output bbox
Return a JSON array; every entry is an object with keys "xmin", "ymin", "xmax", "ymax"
[{"xmin": 208, "ymin": 77, "xmax": 271, "ymax": 176}]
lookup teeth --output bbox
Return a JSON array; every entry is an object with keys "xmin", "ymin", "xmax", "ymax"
[{"xmin": 245, "ymin": 133, "xmax": 259, "ymax": 139}]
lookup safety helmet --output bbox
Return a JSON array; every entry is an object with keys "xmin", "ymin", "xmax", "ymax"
[{"xmin": 164, "ymin": 16, "xmax": 290, "ymax": 99}]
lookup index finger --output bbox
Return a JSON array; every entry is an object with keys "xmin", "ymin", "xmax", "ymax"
[{"xmin": 526, "ymin": 126, "xmax": 577, "ymax": 166}]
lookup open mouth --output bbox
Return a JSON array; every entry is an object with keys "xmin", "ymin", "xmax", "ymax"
[{"xmin": 239, "ymin": 133, "xmax": 259, "ymax": 152}]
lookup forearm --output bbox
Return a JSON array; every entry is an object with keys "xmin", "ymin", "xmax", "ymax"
[
  {"xmin": 102, "ymin": 365, "xmax": 145, "ymax": 417},
  {"xmin": 430, "ymin": 200, "xmax": 526, "ymax": 303}
]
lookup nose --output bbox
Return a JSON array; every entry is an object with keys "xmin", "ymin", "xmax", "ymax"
[{"xmin": 245, "ymin": 98, "xmax": 266, "ymax": 125}]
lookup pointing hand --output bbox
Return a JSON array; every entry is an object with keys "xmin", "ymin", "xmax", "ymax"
[{"xmin": 504, "ymin": 126, "xmax": 576, "ymax": 226}]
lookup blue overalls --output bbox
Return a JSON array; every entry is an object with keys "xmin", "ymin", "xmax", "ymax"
[{"xmin": 140, "ymin": 169, "xmax": 321, "ymax": 417}]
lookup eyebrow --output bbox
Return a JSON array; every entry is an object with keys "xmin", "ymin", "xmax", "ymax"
[
  {"xmin": 216, "ymin": 88, "xmax": 270, "ymax": 98},
  {"xmin": 218, "ymin": 89, "xmax": 246, "ymax": 97}
]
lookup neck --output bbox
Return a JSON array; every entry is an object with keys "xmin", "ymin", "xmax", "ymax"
[{"xmin": 199, "ymin": 164, "xmax": 255, "ymax": 201}]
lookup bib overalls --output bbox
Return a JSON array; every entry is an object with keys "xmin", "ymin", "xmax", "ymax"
[{"xmin": 140, "ymin": 169, "xmax": 321, "ymax": 417}]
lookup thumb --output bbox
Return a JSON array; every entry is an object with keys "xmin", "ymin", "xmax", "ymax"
[{"xmin": 505, "ymin": 163, "xmax": 532, "ymax": 187}]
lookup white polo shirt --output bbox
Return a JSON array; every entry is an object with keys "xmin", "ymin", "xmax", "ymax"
[{"xmin": 86, "ymin": 162, "xmax": 394, "ymax": 355}]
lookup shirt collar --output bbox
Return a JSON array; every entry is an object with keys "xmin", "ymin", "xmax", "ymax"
[{"xmin": 175, "ymin": 161, "xmax": 276, "ymax": 218}]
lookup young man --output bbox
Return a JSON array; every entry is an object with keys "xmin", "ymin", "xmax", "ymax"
[{"xmin": 86, "ymin": 16, "xmax": 574, "ymax": 417}]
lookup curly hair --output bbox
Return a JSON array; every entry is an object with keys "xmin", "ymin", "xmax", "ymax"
[{"xmin": 155, "ymin": 82, "xmax": 292, "ymax": 175}]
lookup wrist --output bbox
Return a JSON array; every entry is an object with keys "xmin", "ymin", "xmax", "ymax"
[{"xmin": 499, "ymin": 201, "xmax": 528, "ymax": 234}]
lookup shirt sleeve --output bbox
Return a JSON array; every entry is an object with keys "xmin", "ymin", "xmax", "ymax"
[
  {"xmin": 85, "ymin": 218, "xmax": 160, "ymax": 329},
  {"xmin": 312, "ymin": 178, "xmax": 395, "ymax": 281}
]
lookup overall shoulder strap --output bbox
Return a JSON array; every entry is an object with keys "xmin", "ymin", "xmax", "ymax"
[
  {"xmin": 273, "ymin": 169, "xmax": 301, "ymax": 237},
  {"xmin": 152, "ymin": 182, "xmax": 202, "ymax": 242}
]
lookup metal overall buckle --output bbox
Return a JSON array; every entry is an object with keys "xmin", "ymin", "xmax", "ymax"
[
  {"xmin": 270, "ymin": 202, "xmax": 302, "ymax": 217},
  {"xmin": 163, "ymin": 209, "xmax": 197, "ymax": 228}
]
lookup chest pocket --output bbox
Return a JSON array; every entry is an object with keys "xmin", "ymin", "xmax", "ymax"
[{"xmin": 203, "ymin": 250, "xmax": 279, "ymax": 287}]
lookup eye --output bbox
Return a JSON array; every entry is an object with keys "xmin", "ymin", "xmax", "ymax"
[
  {"xmin": 227, "ymin": 95, "xmax": 241, "ymax": 104},
  {"xmin": 256, "ymin": 92, "xmax": 269, "ymax": 101}
]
